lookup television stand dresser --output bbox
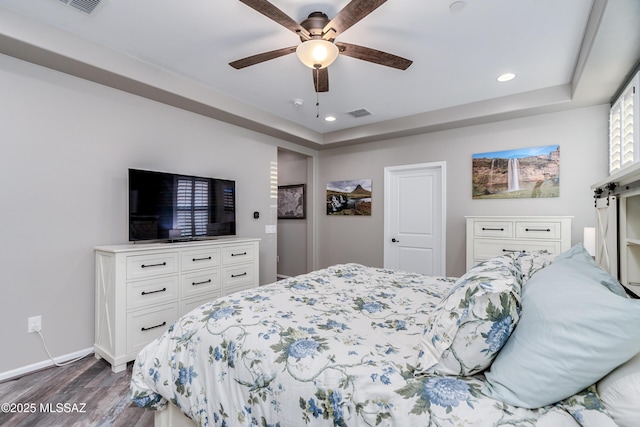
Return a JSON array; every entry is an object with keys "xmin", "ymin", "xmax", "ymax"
[
  {"xmin": 94, "ymin": 238, "xmax": 260, "ymax": 373},
  {"xmin": 466, "ymin": 216, "xmax": 572, "ymax": 270}
]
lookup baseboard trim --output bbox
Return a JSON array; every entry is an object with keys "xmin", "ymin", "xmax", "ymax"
[{"xmin": 0, "ymin": 347, "xmax": 94, "ymax": 383}]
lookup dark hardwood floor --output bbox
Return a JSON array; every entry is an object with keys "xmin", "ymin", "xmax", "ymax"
[{"xmin": 0, "ymin": 354, "xmax": 153, "ymax": 427}]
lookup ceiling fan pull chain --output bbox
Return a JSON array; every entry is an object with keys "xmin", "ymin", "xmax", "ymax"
[{"xmin": 315, "ymin": 67, "xmax": 320, "ymax": 118}]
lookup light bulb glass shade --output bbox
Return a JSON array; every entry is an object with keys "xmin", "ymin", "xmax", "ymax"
[{"xmin": 296, "ymin": 39, "xmax": 339, "ymax": 69}]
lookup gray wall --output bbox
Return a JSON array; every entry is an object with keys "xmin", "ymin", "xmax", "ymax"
[
  {"xmin": 277, "ymin": 149, "xmax": 309, "ymax": 277},
  {"xmin": 0, "ymin": 53, "xmax": 282, "ymax": 375},
  {"xmin": 317, "ymin": 105, "xmax": 610, "ymax": 277}
]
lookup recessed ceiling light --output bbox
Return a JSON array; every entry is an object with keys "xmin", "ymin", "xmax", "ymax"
[
  {"xmin": 324, "ymin": 115, "xmax": 336, "ymax": 122},
  {"xmin": 497, "ymin": 73, "xmax": 516, "ymax": 82}
]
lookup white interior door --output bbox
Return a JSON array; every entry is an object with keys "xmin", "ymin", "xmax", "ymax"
[{"xmin": 384, "ymin": 162, "xmax": 446, "ymax": 275}]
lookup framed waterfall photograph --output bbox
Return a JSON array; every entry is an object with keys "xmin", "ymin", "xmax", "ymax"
[{"xmin": 472, "ymin": 145, "xmax": 560, "ymax": 199}]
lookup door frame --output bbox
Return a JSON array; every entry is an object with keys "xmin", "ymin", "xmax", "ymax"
[{"xmin": 383, "ymin": 161, "xmax": 447, "ymax": 275}]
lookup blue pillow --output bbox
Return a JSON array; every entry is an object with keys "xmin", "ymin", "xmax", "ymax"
[
  {"xmin": 484, "ymin": 257, "xmax": 640, "ymax": 408},
  {"xmin": 554, "ymin": 243, "xmax": 627, "ymax": 297}
]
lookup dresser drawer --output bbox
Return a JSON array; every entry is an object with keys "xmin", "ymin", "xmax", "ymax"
[
  {"xmin": 127, "ymin": 276, "xmax": 178, "ymax": 310},
  {"xmin": 222, "ymin": 244, "xmax": 256, "ymax": 265},
  {"xmin": 127, "ymin": 303, "xmax": 178, "ymax": 355},
  {"xmin": 473, "ymin": 221, "xmax": 513, "ymax": 238},
  {"xmin": 181, "ymin": 269, "xmax": 221, "ymax": 299},
  {"xmin": 127, "ymin": 252, "xmax": 178, "ymax": 280},
  {"xmin": 181, "ymin": 247, "xmax": 221, "ymax": 271},
  {"xmin": 222, "ymin": 263, "xmax": 255, "ymax": 289},
  {"xmin": 515, "ymin": 221, "xmax": 562, "ymax": 240},
  {"xmin": 473, "ymin": 239, "xmax": 562, "ymax": 260}
]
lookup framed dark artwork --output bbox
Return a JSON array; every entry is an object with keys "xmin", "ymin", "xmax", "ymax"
[
  {"xmin": 472, "ymin": 145, "xmax": 560, "ymax": 199},
  {"xmin": 278, "ymin": 184, "xmax": 306, "ymax": 219}
]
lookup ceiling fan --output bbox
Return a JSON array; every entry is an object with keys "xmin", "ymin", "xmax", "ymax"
[{"xmin": 229, "ymin": 0, "xmax": 413, "ymax": 93}]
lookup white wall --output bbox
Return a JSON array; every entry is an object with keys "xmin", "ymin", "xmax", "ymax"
[
  {"xmin": 0, "ymin": 53, "xmax": 283, "ymax": 375},
  {"xmin": 317, "ymin": 105, "xmax": 611, "ymax": 276}
]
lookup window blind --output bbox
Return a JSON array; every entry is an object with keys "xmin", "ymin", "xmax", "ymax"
[
  {"xmin": 610, "ymin": 72, "xmax": 638, "ymax": 175},
  {"xmin": 610, "ymin": 100, "xmax": 622, "ymax": 173},
  {"xmin": 621, "ymin": 85, "xmax": 635, "ymax": 169},
  {"xmin": 176, "ymin": 178, "xmax": 209, "ymax": 237}
]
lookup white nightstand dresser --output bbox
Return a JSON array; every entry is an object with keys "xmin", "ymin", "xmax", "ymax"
[{"xmin": 466, "ymin": 216, "xmax": 572, "ymax": 270}]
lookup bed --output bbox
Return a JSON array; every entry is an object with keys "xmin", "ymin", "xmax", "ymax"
[{"xmin": 131, "ymin": 247, "xmax": 640, "ymax": 426}]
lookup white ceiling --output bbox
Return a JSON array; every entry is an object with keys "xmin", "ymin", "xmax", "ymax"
[{"xmin": 0, "ymin": 0, "xmax": 639, "ymax": 148}]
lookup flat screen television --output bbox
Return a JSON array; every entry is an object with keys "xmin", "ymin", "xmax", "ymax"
[{"xmin": 128, "ymin": 168, "xmax": 236, "ymax": 242}]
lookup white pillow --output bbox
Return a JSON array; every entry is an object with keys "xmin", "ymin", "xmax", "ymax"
[
  {"xmin": 534, "ymin": 410, "xmax": 580, "ymax": 427},
  {"xmin": 597, "ymin": 352, "xmax": 640, "ymax": 427},
  {"xmin": 416, "ymin": 255, "xmax": 521, "ymax": 376}
]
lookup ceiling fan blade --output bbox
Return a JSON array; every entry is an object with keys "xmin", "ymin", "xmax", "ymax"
[
  {"xmin": 239, "ymin": 0, "xmax": 310, "ymax": 38},
  {"xmin": 229, "ymin": 46, "xmax": 297, "ymax": 69},
  {"xmin": 322, "ymin": 0, "xmax": 387, "ymax": 39},
  {"xmin": 336, "ymin": 42, "xmax": 413, "ymax": 70},
  {"xmin": 313, "ymin": 68, "xmax": 329, "ymax": 93}
]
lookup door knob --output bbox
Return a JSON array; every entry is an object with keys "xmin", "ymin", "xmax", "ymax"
[{"xmin": 392, "ymin": 238, "xmax": 399, "ymax": 243}]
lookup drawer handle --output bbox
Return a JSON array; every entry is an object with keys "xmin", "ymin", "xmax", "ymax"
[
  {"xmin": 502, "ymin": 249, "xmax": 526, "ymax": 253},
  {"xmin": 192, "ymin": 256, "xmax": 212, "ymax": 262},
  {"xmin": 231, "ymin": 252, "xmax": 247, "ymax": 257},
  {"xmin": 525, "ymin": 228, "xmax": 551, "ymax": 232},
  {"xmin": 141, "ymin": 287, "xmax": 167, "ymax": 296},
  {"xmin": 482, "ymin": 227, "xmax": 504, "ymax": 231},
  {"xmin": 192, "ymin": 279, "xmax": 212, "ymax": 286},
  {"xmin": 141, "ymin": 262, "xmax": 167, "ymax": 268},
  {"xmin": 231, "ymin": 272, "xmax": 247, "ymax": 278},
  {"xmin": 141, "ymin": 321, "xmax": 167, "ymax": 332}
]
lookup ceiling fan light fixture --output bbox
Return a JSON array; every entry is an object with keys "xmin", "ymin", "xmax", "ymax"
[{"xmin": 296, "ymin": 39, "xmax": 339, "ymax": 69}]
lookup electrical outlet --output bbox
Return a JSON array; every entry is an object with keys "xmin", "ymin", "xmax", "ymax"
[{"xmin": 28, "ymin": 316, "xmax": 41, "ymax": 333}]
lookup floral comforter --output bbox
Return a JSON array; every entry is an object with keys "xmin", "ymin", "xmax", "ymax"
[{"xmin": 131, "ymin": 264, "xmax": 613, "ymax": 426}]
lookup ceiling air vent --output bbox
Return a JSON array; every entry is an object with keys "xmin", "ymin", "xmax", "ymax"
[
  {"xmin": 347, "ymin": 108, "xmax": 374, "ymax": 118},
  {"xmin": 58, "ymin": 0, "xmax": 102, "ymax": 14}
]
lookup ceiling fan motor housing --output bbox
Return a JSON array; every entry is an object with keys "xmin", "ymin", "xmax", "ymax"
[{"xmin": 299, "ymin": 12, "xmax": 331, "ymax": 41}]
